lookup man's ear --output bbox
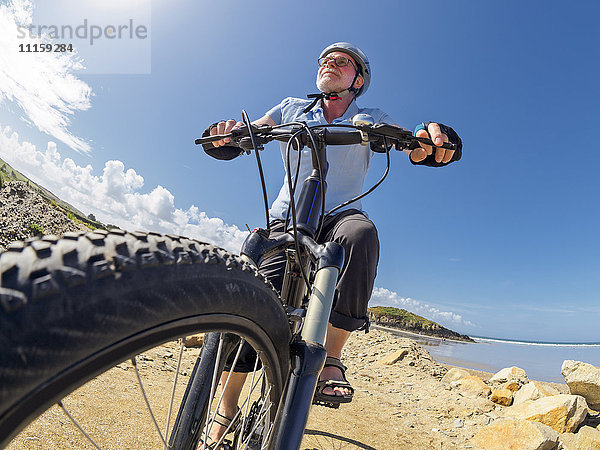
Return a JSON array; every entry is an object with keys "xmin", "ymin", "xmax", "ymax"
[{"xmin": 353, "ymin": 75, "xmax": 364, "ymax": 89}]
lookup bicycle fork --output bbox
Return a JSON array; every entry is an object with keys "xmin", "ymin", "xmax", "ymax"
[{"xmin": 268, "ymin": 241, "xmax": 344, "ymax": 450}]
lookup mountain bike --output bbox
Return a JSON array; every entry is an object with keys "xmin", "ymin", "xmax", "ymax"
[{"xmin": 0, "ymin": 114, "xmax": 456, "ymax": 449}]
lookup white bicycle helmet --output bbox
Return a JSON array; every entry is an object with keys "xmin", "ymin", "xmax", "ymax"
[{"xmin": 319, "ymin": 42, "xmax": 371, "ymax": 97}]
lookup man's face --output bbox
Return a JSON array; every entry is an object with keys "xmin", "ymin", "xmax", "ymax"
[{"xmin": 316, "ymin": 51, "xmax": 364, "ymax": 95}]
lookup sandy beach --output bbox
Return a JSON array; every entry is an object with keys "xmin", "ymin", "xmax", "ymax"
[{"xmin": 7, "ymin": 328, "xmax": 585, "ymax": 449}]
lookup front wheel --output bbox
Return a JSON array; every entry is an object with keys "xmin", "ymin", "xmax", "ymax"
[{"xmin": 0, "ymin": 230, "xmax": 291, "ymax": 449}]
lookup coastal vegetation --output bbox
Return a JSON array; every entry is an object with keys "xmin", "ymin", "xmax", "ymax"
[{"xmin": 368, "ymin": 305, "xmax": 475, "ymax": 342}]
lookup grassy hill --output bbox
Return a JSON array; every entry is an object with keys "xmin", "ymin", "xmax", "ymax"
[
  {"xmin": 0, "ymin": 156, "xmax": 107, "ymax": 230},
  {"xmin": 368, "ymin": 306, "xmax": 474, "ymax": 342}
]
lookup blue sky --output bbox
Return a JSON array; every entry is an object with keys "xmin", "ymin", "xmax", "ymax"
[{"xmin": 0, "ymin": 0, "xmax": 598, "ymax": 342}]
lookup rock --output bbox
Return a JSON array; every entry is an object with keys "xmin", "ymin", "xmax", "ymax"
[
  {"xmin": 488, "ymin": 366, "xmax": 528, "ymax": 385},
  {"xmin": 0, "ymin": 181, "xmax": 88, "ymax": 251},
  {"xmin": 503, "ymin": 394, "xmax": 588, "ymax": 433},
  {"xmin": 562, "ymin": 360, "xmax": 600, "ymax": 411},
  {"xmin": 441, "ymin": 367, "xmax": 471, "ymax": 384},
  {"xmin": 183, "ymin": 333, "xmax": 204, "ymax": 347},
  {"xmin": 377, "ymin": 349, "xmax": 408, "ymax": 365},
  {"xmin": 471, "ymin": 397, "xmax": 497, "ymax": 414},
  {"xmin": 504, "ymin": 382, "xmax": 521, "ymax": 392},
  {"xmin": 453, "ymin": 419, "xmax": 464, "ymax": 428},
  {"xmin": 491, "ymin": 388, "xmax": 513, "ymax": 406},
  {"xmin": 513, "ymin": 381, "xmax": 561, "ymax": 406},
  {"xmin": 558, "ymin": 425, "xmax": 600, "ymax": 449},
  {"xmin": 452, "ymin": 376, "xmax": 492, "ymax": 399},
  {"xmin": 470, "ymin": 418, "xmax": 559, "ymax": 450}
]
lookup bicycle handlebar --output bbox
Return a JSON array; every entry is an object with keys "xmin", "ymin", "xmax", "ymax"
[{"xmin": 195, "ymin": 122, "xmax": 457, "ymax": 152}]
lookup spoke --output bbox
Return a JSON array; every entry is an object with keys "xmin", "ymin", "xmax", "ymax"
[
  {"xmin": 206, "ymin": 338, "xmax": 246, "ymax": 448},
  {"xmin": 58, "ymin": 401, "xmax": 101, "ymax": 450},
  {"xmin": 164, "ymin": 338, "xmax": 185, "ymax": 448},
  {"xmin": 201, "ymin": 334, "xmax": 225, "ymax": 450},
  {"xmin": 240, "ymin": 352, "xmax": 261, "ymax": 440},
  {"xmin": 261, "ymin": 422, "xmax": 275, "ymax": 450},
  {"xmin": 209, "ymin": 368, "xmax": 266, "ymax": 450},
  {"xmin": 131, "ymin": 356, "xmax": 168, "ymax": 448},
  {"xmin": 241, "ymin": 384, "xmax": 272, "ymax": 450}
]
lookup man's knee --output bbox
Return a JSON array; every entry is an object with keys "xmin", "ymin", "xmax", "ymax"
[{"xmin": 335, "ymin": 217, "xmax": 379, "ymax": 253}]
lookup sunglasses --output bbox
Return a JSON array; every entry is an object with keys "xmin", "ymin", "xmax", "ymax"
[{"xmin": 317, "ymin": 56, "xmax": 357, "ymax": 70}]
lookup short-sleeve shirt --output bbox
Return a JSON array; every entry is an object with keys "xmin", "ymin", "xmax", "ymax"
[{"xmin": 266, "ymin": 97, "xmax": 393, "ymax": 221}]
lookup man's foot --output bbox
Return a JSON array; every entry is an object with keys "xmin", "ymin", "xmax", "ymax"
[
  {"xmin": 313, "ymin": 356, "xmax": 354, "ymax": 408},
  {"xmin": 200, "ymin": 408, "xmax": 239, "ymax": 449}
]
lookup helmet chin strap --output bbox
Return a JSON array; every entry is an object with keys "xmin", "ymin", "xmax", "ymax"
[{"xmin": 303, "ymin": 70, "xmax": 360, "ymax": 114}]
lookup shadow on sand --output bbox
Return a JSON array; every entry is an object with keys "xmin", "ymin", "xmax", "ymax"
[{"xmin": 303, "ymin": 428, "xmax": 376, "ymax": 449}]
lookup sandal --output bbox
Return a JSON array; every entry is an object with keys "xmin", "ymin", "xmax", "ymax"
[
  {"xmin": 201, "ymin": 410, "xmax": 239, "ymax": 449},
  {"xmin": 312, "ymin": 356, "xmax": 354, "ymax": 409}
]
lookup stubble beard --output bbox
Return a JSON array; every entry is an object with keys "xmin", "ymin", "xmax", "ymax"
[{"xmin": 316, "ymin": 71, "xmax": 345, "ymax": 94}]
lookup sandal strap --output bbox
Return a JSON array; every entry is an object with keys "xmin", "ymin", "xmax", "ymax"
[
  {"xmin": 318, "ymin": 379, "xmax": 354, "ymax": 392},
  {"xmin": 324, "ymin": 356, "xmax": 347, "ymax": 374},
  {"xmin": 213, "ymin": 410, "xmax": 236, "ymax": 428}
]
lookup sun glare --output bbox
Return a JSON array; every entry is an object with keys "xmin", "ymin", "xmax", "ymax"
[{"xmin": 80, "ymin": 0, "xmax": 151, "ymax": 11}]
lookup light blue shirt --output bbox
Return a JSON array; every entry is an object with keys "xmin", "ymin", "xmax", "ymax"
[{"xmin": 266, "ymin": 97, "xmax": 393, "ymax": 221}]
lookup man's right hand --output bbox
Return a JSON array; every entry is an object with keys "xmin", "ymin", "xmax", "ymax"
[{"xmin": 210, "ymin": 120, "xmax": 245, "ymax": 147}]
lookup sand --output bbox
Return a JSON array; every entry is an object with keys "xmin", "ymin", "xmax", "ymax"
[{"xmin": 7, "ymin": 329, "xmax": 573, "ymax": 449}]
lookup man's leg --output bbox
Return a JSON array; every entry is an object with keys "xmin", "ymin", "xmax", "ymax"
[
  {"xmin": 321, "ymin": 323, "xmax": 351, "ymax": 396},
  {"xmin": 318, "ymin": 210, "xmax": 380, "ymax": 398},
  {"xmin": 204, "ymin": 371, "xmax": 247, "ymax": 444}
]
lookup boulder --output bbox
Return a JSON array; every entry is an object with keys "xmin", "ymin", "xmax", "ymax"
[
  {"xmin": 562, "ymin": 360, "xmax": 600, "ymax": 411},
  {"xmin": 470, "ymin": 418, "xmax": 558, "ymax": 450},
  {"xmin": 452, "ymin": 375, "xmax": 492, "ymax": 399},
  {"xmin": 491, "ymin": 388, "xmax": 513, "ymax": 406},
  {"xmin": 513, "ymin": 381, "xmax": 561, "ymax": 406},
  {"xmin": 441, "ymin": 367, "xmax": 471, "ymax": 384},
  {"xmin": 503, "ymin": 394, "xmax": 588, "ymax": 433},
  {"xmin": 558, "ymin": 425, "xmax": 600, "ymax": 449},
  {"xmin": 377, "ymin": 349, "xmax": 408, "ymax": 365},
  {"xmin": 183, "ymin": 333, "xmax": 204, "ymax": 348},
  {"xmin": 488, "ymin": 366, "xmax": 528, "ymax": 385}
]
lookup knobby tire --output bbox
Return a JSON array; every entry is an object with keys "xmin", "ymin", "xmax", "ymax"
[{"xmin": 0, "ymin": 230, "xmax": 291, "ymax": 448}]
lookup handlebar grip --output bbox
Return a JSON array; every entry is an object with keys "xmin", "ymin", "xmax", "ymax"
[
  {"xmin": 321, "ymin": 128, "xmax": 363, "ymax": 146},
  {"xmin": 195, "ymin": 127, "xmax": 251, "ymax": 145}
]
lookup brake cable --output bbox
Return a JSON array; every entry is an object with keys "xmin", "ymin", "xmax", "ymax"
[
  {"xmin": 284, "ymin": 124, "xmax": 319, "ymax": 289},
  {"xmin": 326, "ymin": 135, "xmax": 392, "ymax": 217},
  {"xmin": 284, "ymin": 134, "xmax": 304, "ymax": 230},
  {"xmin": 241, "ymin": 110, "xmax": 270, "ymax": 232}
]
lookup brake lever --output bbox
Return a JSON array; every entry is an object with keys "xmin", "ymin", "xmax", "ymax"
[
  {"xmin": 194, "ymin": 124, "xmax": 272, "ymax": 146},
  {"xmin": 370, "ymin": 123, "xmax": 457, "ymax": 151}
]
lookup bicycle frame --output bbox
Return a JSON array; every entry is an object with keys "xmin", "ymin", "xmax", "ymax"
[{"xmin": 239, "ymin": 130, "xmax": 344, "ymax": 449}]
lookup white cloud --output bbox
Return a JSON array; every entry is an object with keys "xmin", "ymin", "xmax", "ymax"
[
  {"xmin": 0, "ymin": 126, "xmax": 248, "ymax": 252},
  {"xmin": 0, "ymin": 0, "xmax": 91, "ymax": 153},
  {"xmin": 370, "ymin": 286, "xmax": 476, "ymax": 328}
]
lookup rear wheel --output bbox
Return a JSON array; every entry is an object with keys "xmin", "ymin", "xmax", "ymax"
[{"xmin": 0, "ymin": 230, "xmax": 290, "ymax": 448}]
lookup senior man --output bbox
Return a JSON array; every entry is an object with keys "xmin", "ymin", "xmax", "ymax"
[{"xmin": 202, "ymin": 42, "xmax": 462, "ymax": 445}]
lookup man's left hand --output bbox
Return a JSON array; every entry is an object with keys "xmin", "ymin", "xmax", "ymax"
[{"xmin": 411, "ymin": 122, "xmax": 455, "ymax": 164}]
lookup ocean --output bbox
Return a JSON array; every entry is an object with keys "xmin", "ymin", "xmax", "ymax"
[{"xmin": 376, "ymin": 326, "xmax": 600, "ymax": 383}]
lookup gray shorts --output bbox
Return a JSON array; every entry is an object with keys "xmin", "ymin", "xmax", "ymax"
[{"xmin": 259, "ymin": 209, "xmax": 380, "ymax": 332}]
